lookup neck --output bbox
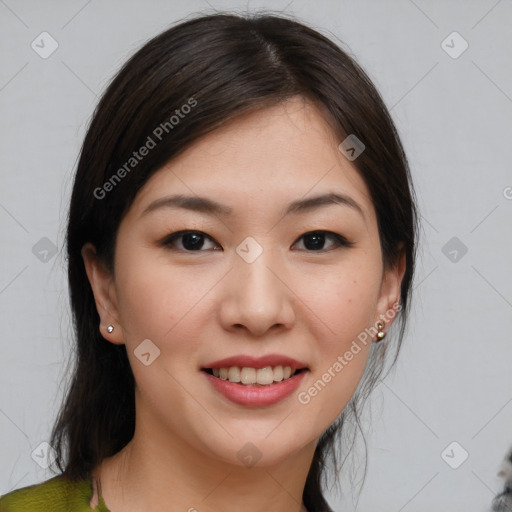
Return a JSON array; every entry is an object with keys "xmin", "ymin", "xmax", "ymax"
[{"xmin": 92, "ymin": 415, "xmax": 316, "ymax": 512}]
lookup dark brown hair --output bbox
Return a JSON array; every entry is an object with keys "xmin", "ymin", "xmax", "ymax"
[{"xmin": 50, "ymin": 11, "xmax": 418, "ymax": 511}]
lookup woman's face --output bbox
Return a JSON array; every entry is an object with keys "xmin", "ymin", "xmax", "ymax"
[{"xmin": 84, "ymin": 96, "xmax": 403, "ymax": 468}]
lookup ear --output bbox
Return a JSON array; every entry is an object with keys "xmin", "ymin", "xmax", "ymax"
[
  {"xmin": 81, "ymin": 242, "xmax": 125, "ymax": 345},
  {"xmin": 375, "ymin": 245, "xmax": 406, "ymax": 331}
]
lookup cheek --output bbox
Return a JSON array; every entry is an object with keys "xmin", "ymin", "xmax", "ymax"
[
  {"xmin": 291, "ymin": 261, "xmax": 379, "ymax": 425},
  {"xmin": 294, "ymin": 259, "xmax": 382, "ymax": 340},
  {"xmin": 115, "ymin": 272, "xmax": 168, "ymax": 340},
  {"xmin": 113, "ymin": 257, "xmax": 206, "ymax": 407},
  {"xmin": 113, "ymin": 248, "xmax": 202, "ymax": 342}
]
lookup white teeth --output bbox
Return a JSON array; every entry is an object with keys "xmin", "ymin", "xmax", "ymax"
[
  {"xmin": 273, "ymin": 365, "xmax": 284, "ymax": 382},
  {"xmin": 256, "ymin": 367, "xmax": 274, "ymax": 385},
  {"xmin": 227, "ymin": 366, "xmax": 241, "ymax": 383},
  {"xmin": 240, "ymin": 367, "xmax": 256, "ymax": 384},
  {"xmin": 209, "ymin": 365, "xmax": 299, "ymax": 385}
]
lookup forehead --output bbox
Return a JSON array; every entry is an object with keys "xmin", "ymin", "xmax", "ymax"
[{"xmin": 129, "ymin": 96, "xmax": 374, "ymax": 222}]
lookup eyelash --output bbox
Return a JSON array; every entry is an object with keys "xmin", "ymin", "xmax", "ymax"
[{"xmin": 159, "ymin": 230, "xmax": 354, "ymax": 253}]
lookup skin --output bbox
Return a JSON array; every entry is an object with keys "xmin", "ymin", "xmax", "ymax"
[{"xmin": 82, "ymin": 95, "xmax": 405, "ymax": 512}]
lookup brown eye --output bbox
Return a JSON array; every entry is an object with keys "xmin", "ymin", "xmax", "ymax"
[
  {"xmin": 161, "ymin": 231, "xmax": 219, "ymax": 252},
  {"xmin": 293, "ymin": 231, "xmax": 353, "ymax": 252}
]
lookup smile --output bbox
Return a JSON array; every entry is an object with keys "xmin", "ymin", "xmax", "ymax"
[{"xmin": 202, "ymin": 368, "xmax": 309, "ymax": 407}]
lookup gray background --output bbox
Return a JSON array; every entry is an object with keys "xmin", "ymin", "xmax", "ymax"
[{"xmin": 1, "ymin": 1, "xmax": 511, "ymax": 510}]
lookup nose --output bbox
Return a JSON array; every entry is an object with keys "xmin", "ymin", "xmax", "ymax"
[{"xmin": 217, "ymin": 248, "xmax": 295, "ymax": 337}]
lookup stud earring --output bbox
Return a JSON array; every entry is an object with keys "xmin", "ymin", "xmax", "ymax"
[
  {"xmin": 376, "ymin": 321, "xmax": 386, "ymax": 341},
  {"xmin": 107, "ymin": 325, "xmax": 114, "ymax": 333}
]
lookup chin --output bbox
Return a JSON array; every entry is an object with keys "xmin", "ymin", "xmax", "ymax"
[{"xmin": 201, "ymin": 428, "xmax": 316, "ymax": 469}]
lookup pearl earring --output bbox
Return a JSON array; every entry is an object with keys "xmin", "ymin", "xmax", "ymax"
[
  {"xmin": 376, "ymin": 321, "xmax": 386, "ymax": 341},
  {"xmin": 107, "ymin": 325, "xmax": 114, "ymax": 333}
]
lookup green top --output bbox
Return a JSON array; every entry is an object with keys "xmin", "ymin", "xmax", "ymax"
[{"xmin": 0, "ymin": 474, "xmax": 110, "ymax": 511}]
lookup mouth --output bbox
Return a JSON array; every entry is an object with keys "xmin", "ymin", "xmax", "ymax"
[{"xmin": 202, "ymin": 366, "xmax": 308, "ymax": 386}]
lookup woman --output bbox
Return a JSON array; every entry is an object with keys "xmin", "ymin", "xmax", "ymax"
[{"xmin": 0, "ymin": 11, "xmax": 417, "ymax": 512}]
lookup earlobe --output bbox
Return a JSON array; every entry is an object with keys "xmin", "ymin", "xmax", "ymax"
[{"xmin": 81, "ymin": 242, "xmax": 125, "ymax": 345}]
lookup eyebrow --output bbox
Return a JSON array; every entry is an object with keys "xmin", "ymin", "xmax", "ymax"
[{"xmin": 141, "ymin": 192, "xmax": 365, "ymax": 219}]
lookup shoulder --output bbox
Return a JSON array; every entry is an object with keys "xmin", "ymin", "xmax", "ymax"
[{"xmin": 0, "ymin": 474, "xmax": 97, "ymax": 511}]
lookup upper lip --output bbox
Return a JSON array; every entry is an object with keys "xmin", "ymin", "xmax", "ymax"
[{"xmin": 202, "ymin": 354, "xmax": 308, "ymax": 370}]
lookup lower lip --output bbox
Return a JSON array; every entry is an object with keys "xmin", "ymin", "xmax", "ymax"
[{"xmin": 203, "ymin": 370, "xmax": 307, "ymax": 407}]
